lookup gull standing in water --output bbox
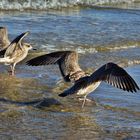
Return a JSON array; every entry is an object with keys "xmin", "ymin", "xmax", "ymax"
[
  {"xmin": 0, "ymin": 31, "xmax": 32, "ymax": 76},
  {"xmin": 26, "ymin": 51, "xmax": 139, "ymax": 107}
]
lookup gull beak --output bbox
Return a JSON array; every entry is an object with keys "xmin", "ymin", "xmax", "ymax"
[
  {"xmin": 32, "ymin": 48, "xmax": 37, "ymax": 50},
  {"xmin": 30, "ymin": 43, "xmax": 37, "ymax": 51}
]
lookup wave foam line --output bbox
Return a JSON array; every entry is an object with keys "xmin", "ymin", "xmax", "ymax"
[{"xmin": 0, "ymin": 0, "xmax": 139, "ymax": 10}]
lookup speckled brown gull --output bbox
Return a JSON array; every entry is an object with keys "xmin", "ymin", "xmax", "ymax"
[
  {"xmin": 26, "ymin": 51, "xmax": 139, "ymax": 107},
  {"xmin": 0, "ymin": 31, "xmax": 32, "ymax": 76},
  {"xmin": 0, "ymin": 27, "xmax": 10, "ymax": 49},
  {"xmin": 27, "ymin": 51, "xmax": 86, "ymax": 82}
]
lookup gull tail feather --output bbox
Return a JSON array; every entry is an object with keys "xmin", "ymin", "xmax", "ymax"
[{"xmin": 0, "ymin": 58, "xmax": 13, "ymax": 63}]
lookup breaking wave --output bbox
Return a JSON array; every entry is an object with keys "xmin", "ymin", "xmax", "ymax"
[
  {"xmin": 41, "ymin": 43, "xmax": 140, "ymax": 54},
  {"xmin": 0, "ymin": 0, "xmax": 139, "ymax": 10}
]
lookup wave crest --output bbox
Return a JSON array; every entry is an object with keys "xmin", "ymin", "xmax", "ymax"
[{"xmin": 0, "ymin": 0, "xmax": 139, "ymax": 10}]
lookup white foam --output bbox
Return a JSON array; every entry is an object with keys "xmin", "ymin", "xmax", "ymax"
[
  {"xmin": 128, "ymin": 60, "xmax": 140, "ymax": 65},
  {"xmin": 0, "ymin": 0, "xmax": 138, "ymax": 10},
  {"xmin": 110, "ymin": 45, "xmax": 137, "ymax": 51},
  {"xmin": 76, "ymin": 46, "xmax": 98, "ymax": 54}
]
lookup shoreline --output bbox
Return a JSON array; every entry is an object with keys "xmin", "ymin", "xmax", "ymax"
[{"xmin": 0, "ymin": 2, "xmax": 140, "ymax": 11}]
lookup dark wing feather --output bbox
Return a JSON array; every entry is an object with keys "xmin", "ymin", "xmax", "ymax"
[
  {"xmin": 59, "ymin": 62, "xmax": 139, "ymax": 97},
  {"xmin": 91, "ymin": 63, "xmax": 139, "ymax": 91},
  {"xmin": 26, "ymin": 51, "xmax": 82, "ymax": 82},
  {"xmin": 88, "ymin": 62, "xmax": 139, "ymax": 92},
  {"xmin": 0, "ymin": 48, "xmax": 6, "ymax": 57},
  {"xmin": 26, "ymin": 51, "xmax": 65, "ymax": 66},
  {"xmin": 5, "ymin": 31, "xmax": 29, "ymax": 57},
  {"xmin": 10, "ymin": 31, "xmax": 29, "ymax": 47}
]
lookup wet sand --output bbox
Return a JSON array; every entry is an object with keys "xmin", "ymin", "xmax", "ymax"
[{"xmin": 0, "ymin": 59, "xmax": 139, "ymax": 139}]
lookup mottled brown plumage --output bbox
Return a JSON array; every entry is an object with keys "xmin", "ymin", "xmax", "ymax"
[
  {"xmin": 26, "ymin": 51, "xmax": 139, "ymax": 107},
  {"xmin": 27, "ymin": 51, "xmax": 86, "ymax": 82},
  {"xmin": 0, "ymin": 31, "xmax": 32, "ymax": 75},
  {"xmin": 0, "ymin": 27, "xmax": 10, "ymax": 49}
]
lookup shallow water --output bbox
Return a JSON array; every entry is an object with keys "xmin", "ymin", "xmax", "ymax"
[
  {"xmin": 0, "ymin": 7, "xmax": 140, "ymax": 66},
  {"xmin": 0, "ymin": 6, "xmax": 140, "ymax": 140}
]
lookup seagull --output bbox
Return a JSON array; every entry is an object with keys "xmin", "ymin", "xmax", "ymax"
[
  {"xmin": 26, "ymin": 51, "xmax": 139, "ymax": 107},
  {"xmin": 0, "ymin": 31, "xmax": 33, "ymax": 76},
  {"xmin": 0, "ymin": 27, "xmax": 10, "ymax": 49}
]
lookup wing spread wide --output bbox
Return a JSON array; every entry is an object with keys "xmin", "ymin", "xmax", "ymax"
[
  {"xmin": 26, "ymin": 51, "xmax": 83, "ymax": 82},
  {"xmin": 89, "ymin": 62, "xmax": 139, "ymax": 92},
  {"xmin": 59, "ymin": 62, "xmax": 139, "ymax": 97}
]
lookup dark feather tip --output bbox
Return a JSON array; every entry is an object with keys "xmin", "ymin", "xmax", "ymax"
[
  {"xmin": 58, "ymin": 93, "xmax": 67, "ymax": 97},
  {"xmin": 0, "ymin": 49, "xmax": 6, "ymax": 56},
  {"xmin": 26, "ymin": 60, "xmax": 35, "ymax": 66}
]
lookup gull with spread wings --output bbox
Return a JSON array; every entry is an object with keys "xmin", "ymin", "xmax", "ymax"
[
  {"xmin": 26, "ymin": 51, "xmax": 139, "ymax": 107},
  {"xmin": 0, "ymin": 31, "xmax": 33, "ymax": 76}
]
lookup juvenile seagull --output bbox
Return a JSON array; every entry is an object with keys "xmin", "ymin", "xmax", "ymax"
[
  {"xmin": 0, "ymin": 27, "xmax": 10, "ymax": 49},
  {"xmin": 0, "ymin": 31, "xmax": 32, "ymax": 76},
  {"xmin": 26, "ymin": 51, "xmax": 139, "ymax": 107}
]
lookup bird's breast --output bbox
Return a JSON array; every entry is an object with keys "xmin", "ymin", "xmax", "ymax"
[{"xmin": 13, "ymin": 49, "xmax": 28, "ymax": 63}]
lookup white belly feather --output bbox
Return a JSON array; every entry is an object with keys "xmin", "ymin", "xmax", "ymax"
[{"xmin": 76, "ymin": 81, "xmax": 101, "ymax": 96}]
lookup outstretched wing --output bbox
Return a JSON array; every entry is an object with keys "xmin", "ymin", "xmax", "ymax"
[
  {"xmin": 26, "ymin": 51, "xmax": 82, "ymax": 82},
  {"xmin": 59, "ymin": 62, "xmax": 139, "ymax": 97},
  {"xmin": 89, "ymin": 62, "xmax": 139, "ymax": 92},
  {"xmin": 4, "ymin": 31, "xmax": 29, "ymax": 57}
]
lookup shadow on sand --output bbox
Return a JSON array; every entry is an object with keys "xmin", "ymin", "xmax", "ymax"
[{"xmin": 0, "ymin": 97, "xmax": 61, "ymax": 108}]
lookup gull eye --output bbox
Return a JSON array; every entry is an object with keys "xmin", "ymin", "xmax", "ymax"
[{"xmin": 26, "ymin": 44, "xmax": 31, "ymax": 48}]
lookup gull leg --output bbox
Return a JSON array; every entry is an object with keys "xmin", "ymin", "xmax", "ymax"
[
  {"xmin": 78, "ymin": 96, "xmax": 97, "ymax": 107},
  {"xmin": 79, "ymin": 98, "xmax": 92, "ymax": 102},
  {"xmin": 11, "ymin": 64, "xmax": 16, "ymax": 76},
  {"xmin": 8, "ymin": 65, "xmax": 13, "ymax": 75},
  {"xmin": 82, "ymin": 95, "xmax": 87, "ymax": 108},
  {"xmin": 56, "ymin": 79, "xmax": 63, "ymax": 85},
  {"xmin": 11, "ymin": 67, "xmax": 14, "ymax": 76}
]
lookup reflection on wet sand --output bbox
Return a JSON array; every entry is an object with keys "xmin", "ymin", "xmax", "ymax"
[{"xmin": 0, "ymin": 72, "xmax": 103, "ymax": 139}]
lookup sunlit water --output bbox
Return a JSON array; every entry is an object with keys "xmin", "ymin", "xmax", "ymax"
[{"xmin": 0, "ymin": 6, "xmax": 140, "ymax": 140}]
